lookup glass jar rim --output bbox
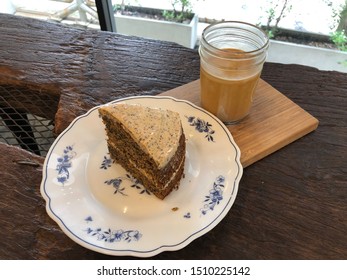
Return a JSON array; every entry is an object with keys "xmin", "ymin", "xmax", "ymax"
[{"xmin": 201, "ymin": 21, "xmax": 269, "ymax": 56}]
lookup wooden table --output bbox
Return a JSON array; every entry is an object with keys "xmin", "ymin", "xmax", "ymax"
[{"xmin": 0, "ymin": 13, "xmax": 346, "ymax": 259}]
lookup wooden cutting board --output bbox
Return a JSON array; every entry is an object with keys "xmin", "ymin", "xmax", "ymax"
[{"xmin": 159, "ymin": 79, "xmax": 319, "ymax": 167}]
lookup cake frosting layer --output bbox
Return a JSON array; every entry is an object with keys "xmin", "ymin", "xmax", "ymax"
[{"xmin": 99, "ymin": 104, "xmax": 182, "ymax": 169}]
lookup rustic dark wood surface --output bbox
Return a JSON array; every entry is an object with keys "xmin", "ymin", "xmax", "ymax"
[{"xmin": 0, "ymin": 13, "xmax": 346, "ymax": 259}]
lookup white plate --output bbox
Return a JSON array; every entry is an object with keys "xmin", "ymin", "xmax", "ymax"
[{"xmin": 40, "ymin": 96, "xmax": 243, "ymax": 257}]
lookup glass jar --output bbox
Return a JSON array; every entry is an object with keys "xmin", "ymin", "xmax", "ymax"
[{"xmin": 199, "ymin": 21, "xmax": 269, "ymax": 124}]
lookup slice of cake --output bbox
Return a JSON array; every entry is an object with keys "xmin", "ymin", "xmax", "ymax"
[{"xmin": 98, "ymin": 103, "xmax": 186, "ymax": 199}]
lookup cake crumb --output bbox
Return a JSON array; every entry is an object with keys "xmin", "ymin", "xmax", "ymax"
[{"xmin": 172, "ymin": 207, "xmax": 179, "ymax": 212}]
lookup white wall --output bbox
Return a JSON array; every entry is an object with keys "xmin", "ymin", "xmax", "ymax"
[
  {"xmin": 0, "ymin": 0, "xmax": 16, "ymax": 14},
  {"xmin": 112, "ymin": 0, "xmax": 346, "ymax": 35}
]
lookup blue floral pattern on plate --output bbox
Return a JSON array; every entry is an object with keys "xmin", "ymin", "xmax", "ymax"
[
  {"xmin": 56, "ymin": 145, "xmax": 76, "ymax": 185},
  {"xmin": 201, "ymin": 175, "xmax": 225, "ymax": 215},
  {"xmin": 186, "ymin": 116, "xmax": 215, "ymax": 142},
  {"xmin": 104, "ymin": 174, "xmax": 150, "ymax": 196},
  {"xmin": 100, "ymin": 155, "xmax": 113, "ymax": 170},
  {"xmin": 101, "ymin": 154, "xmax": 151, "ymax": 196},
  {"xmin": 85, "ymin": 216, "xmax": 142, "ymax": 243},
  {"xmin": 184, "ymin": 212, "xmax": 191, "ymax": 219}
]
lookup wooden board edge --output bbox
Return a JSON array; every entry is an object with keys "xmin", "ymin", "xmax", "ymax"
[{"xmin": 241, "ymin": 117, "xmax": 319, "ymax": 167}]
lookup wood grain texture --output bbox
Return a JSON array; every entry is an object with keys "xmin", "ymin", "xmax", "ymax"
[
  {"xmin": 0, "ymin": 14, "xmax": 200, "ymax": 135},
  {"xmin": 160, "ymin": 79, "xmax": 319, "ymax": 167},
  {"xmin": 0, "ymin": 14, "xmax": 346, "ymax": 259}
]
